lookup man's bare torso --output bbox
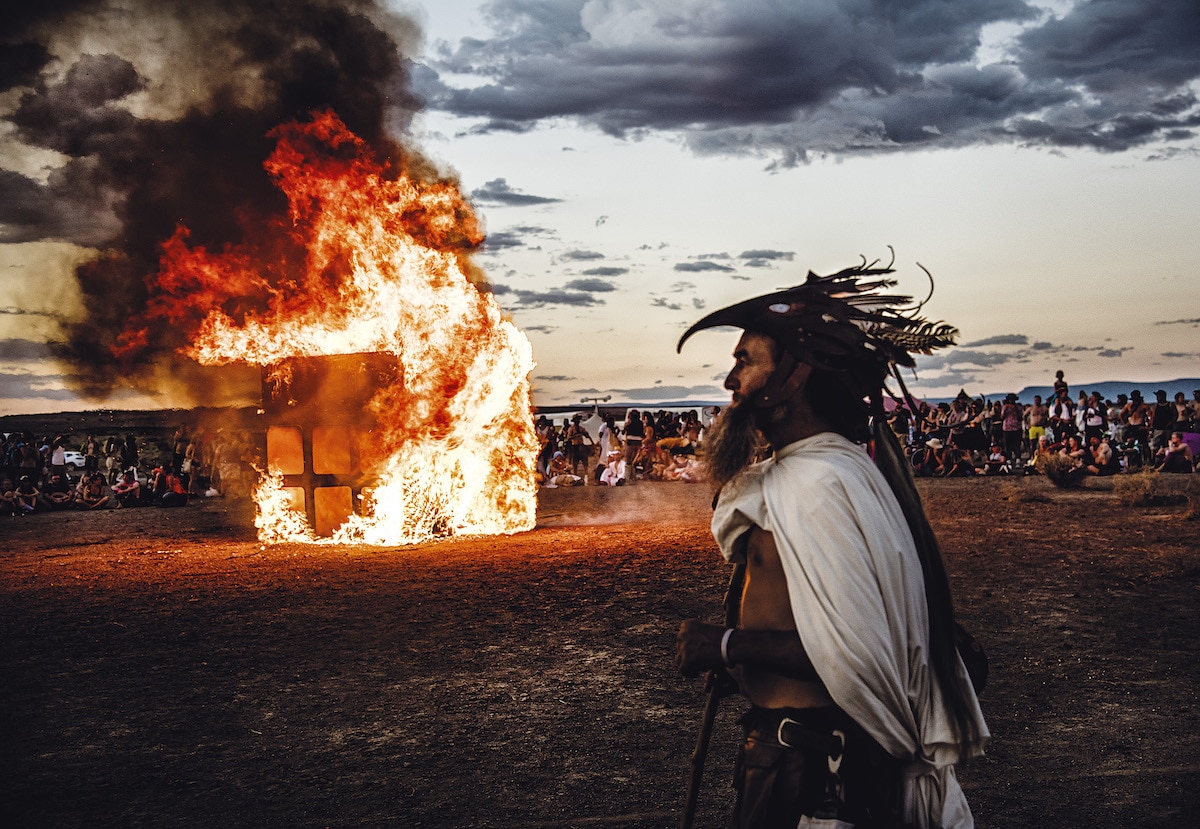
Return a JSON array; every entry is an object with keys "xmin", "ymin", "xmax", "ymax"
[{"xmin": 736, "ymin": 525, "xmax": 834, "ymax": 709}]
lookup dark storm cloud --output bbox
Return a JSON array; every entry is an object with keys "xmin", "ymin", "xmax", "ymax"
[
  {"xmin": 470, "ymin": 177, "xmax": 563, "ymax": 205},
  {"xmin": 422, "ymin": 0, "xmax": 1200, "ymax": 161}
]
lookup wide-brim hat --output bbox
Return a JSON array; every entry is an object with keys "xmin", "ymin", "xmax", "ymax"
[{"xmin": 926, "ymin": 438, "xmax": 944, "ymax": 449}]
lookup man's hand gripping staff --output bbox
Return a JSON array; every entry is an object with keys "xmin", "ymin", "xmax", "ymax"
[{"xmin": 677, "ymin": 561, "xmax": 746, "ymax": 829}]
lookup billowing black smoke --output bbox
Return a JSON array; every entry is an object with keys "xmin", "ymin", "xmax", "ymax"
[{"xmin": 0, "ymin": 0, "xmax": 435, "ymax": 401}]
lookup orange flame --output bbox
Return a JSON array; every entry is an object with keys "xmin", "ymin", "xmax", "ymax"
[{"xmin": 148, "ymin": 111, "xmax": 537, "ymax": 544}]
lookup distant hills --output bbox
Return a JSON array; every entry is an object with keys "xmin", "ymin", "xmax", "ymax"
[
  {"xmin": 989, "ymin": 378, "xmax": 1200, "ymax": 405},
  {"xmin": 4, "ymin": 379, "xmax": 1199, "ymax": 434}
]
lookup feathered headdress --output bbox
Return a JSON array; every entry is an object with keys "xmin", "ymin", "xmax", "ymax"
[{"xmin": 676, "ymin": 251, "xmax": 956, "ymax": 394}]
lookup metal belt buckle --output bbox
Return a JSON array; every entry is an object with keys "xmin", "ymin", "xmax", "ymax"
[{"xmin": 776, "ymin": 716, "xmax": 799, "ymax": 749}]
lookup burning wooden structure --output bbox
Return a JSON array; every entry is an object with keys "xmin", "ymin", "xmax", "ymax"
[{"xmin": 262, "ymin": 353, "xmax": 399, "ymax": 537}]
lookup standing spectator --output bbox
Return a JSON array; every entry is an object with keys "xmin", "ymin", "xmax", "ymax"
[
  {"xmin": 1000, "ymin": 394, "xmax": 1024, "ymax": 460},
  {"xmin": 82, "ymin": 434, "xmax": 100, "ymax": 475},
  {"xmin": 171, "ymin": 427, "xmax": 188, "ymax": 474},
  {"xmin": 1121, "ymin": 391, "xmax": 1151, "ymax": 455},
  {"xmin": 1107, "ymin": 394, "xmax": 1127, "ymax": 444},
  {"xmin": 1026, "ymin": 394, "xmax": 1048, "ymax": 452},
  {"xmin": 597, "ymin": 414, "xmax": 621, "ymax": 459},
  {"xmin": 1083, "ymin": 392, "xmax": 1106, "ymax": 442},
  {"xmin": 1052, "ymin": 368, "xmax": 1069, "ymax": 400},
  {"xmin": 622, "ymin": 409, "xmax": 644, "ymax": 484},
  {"xmin": 1148, "ymin": 390, "xmax": 1175, "ymax": 457},
  {"xmin": 48, "ymin": 436, "xmax": 68, "ymax": 480},
  {"xmin": 1048, "ymin": 390, "xmax": 1075, "ymax": 439},
  {"xmin": 121, "ymin": 432, "xmax": 139, "ymax": 473},
  {"xmin": 1171, "ymin": 392, "xmax": 1191, "ymax": 431},
  {"xmin": 563, "ymin": 416, "xmax": 593, "ymax": 477},
  {"xmin": 104, "ymin": 435, "xmax": 122, "ymax": 483}
]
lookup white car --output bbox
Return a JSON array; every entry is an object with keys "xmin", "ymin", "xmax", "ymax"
[{"xmin": 62, "ymin": 450, "xmax": 87, "ymax": 470}]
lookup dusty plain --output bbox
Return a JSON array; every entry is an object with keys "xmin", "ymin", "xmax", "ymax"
[{"xmin": 1, "ymin": 476, "xmax": 1198, "ymax": 828}]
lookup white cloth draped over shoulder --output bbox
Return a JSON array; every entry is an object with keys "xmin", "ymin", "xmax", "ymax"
[{"xmin": 712, "ymin": 431, "xmax": 988, "ymax": 829}]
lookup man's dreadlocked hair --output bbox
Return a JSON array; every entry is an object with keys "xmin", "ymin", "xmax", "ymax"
[{"xmin": 678, "ymin": 250, "xmax": 984, "ymax": 755}]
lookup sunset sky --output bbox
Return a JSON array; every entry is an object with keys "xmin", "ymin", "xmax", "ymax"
[{"xmin": 2, "ymin": 0, "xmax": 1199, "ymax": 416}]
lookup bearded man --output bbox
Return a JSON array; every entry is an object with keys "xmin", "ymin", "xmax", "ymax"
[{"xmin": 675, "ymin": 257, "xmax": 988, "ymax": 829}]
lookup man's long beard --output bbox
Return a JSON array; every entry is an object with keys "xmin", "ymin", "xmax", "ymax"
[{"xmin": 705, "ymin": 398, "xmax": 788, "ymax": 488}]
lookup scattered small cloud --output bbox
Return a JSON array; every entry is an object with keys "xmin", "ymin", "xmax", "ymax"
[
  {"xmin": 558, "ymin": 249, "xmax": 606, "ymax": 261},
  {"xmin": 1157, "ymin": 317, "xmax": 1200, "ymax": 327},
  {"xmin": 0, "ymin": 337, "xmax": 53, "ymax": 360},
  {"xmin": 580, "ymin": 266, "xmax": 629, "ymax": 277},
  {"xmin": 651, "ymin": 297, "xmax": 684, "ymax": 311},
  {"xmin": 961, "ymin": 334, "xmax": 1030, "ymax": 348},
  {"xmin": 674, "ymin": 261, "xmax": 735, "ymax": 273},
  {"xmin": 471, "ymin": 177, "xmax": 562, "ymax": 206},
  {"xmin": 563, "ymin": 278, "xmax": 618, "ymax": 292}
]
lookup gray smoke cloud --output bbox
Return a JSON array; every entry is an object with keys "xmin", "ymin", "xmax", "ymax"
[{"xmin": 0, "ymin": 0, "xmax": 432, "ymax": 400}]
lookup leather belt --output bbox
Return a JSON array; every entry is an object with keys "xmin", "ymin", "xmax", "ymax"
[{"xmin": 775, "ymin": 717, "xmax": 845, "ymax": 758}]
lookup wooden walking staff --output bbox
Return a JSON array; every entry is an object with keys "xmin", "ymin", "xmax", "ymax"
[{"xmin": 680, "ymin": 561, "xmax": 746, "ymax": 829}]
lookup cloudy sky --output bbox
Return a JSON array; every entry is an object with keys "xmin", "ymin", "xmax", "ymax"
[{"xmin": 2, "ymin": 0, "xmax": 1199, "ymax": 415}]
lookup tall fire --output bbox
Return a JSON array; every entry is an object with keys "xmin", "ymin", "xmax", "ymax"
[{"xmin": 134, "ymin": 111, "xmax": 538, "ymax": 544}]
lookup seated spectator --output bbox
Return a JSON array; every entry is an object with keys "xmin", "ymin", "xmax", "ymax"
[
  {"xmin": 940, "ymin": 446, "xmax": 975, "ymax": 477},
  {"xmin": 911, "ymin": 437, "xmax": 943, "ymax": 477},
  {"xmin": 980, "ymin": 443, "xmax": 1011, "ymax": 475},
  {"xmin": 112, "ymin": 469, "xmax": 142, "ymax": 507},
  {"xmin": 545, "ymin": 451, "xmax": 583, "ymax": 487},
  {"xmin": 1059, "ymin": 435, "xmax": 1090, "ymax": 470},
  {"xmin": 1155, "ymin": 432, "xmax": 1195, "ymax": 473},
  {"xmin": 42, "ymin": 472, "xmax": 75, "ymax": 509},
  {"xmin": 1086, "ymin": 435, "xmax": 1119, "ymax": 476},
  {"xmin": 599, "ymin": 450, "xmax": 626, "ymax": 486},
  {"xmin": 15, "ymin": 475, "xmax": 41, "ymax": 514},
  {"xmin": 74, "ymin": 471, "xmax": 112, "ymax": 510},
  {"xmin": 662, "ymin": 454, "xmax": 707, "ymax": 483},
  {"xmin": 1118, "ymin": 435, "xmax": 1145, "ymax": 472},
  {"xmin": 0, "ymin": 477, "xmax": 16, "ymax": 516},
  {"xmin": 158, "ymin": 468, "xmax": 190, "ymax": 506}
]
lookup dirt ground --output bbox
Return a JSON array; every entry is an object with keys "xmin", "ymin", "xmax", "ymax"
[{"xmin": 1, "ymin": 475, "xmax": 1197, "ymax": 828}]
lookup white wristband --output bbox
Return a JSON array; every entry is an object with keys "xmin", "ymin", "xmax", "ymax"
[{"xmin": 720, "ymin": 627, "xmax": 735, "ymax": 667}]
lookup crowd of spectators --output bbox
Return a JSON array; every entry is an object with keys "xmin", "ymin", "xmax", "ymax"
[
  {"xmin": 5, "ymin": 375, "xmax": 1197, "ymax": 516},
  {"xmin": 536, "ymin": 408, "xmax": 709, "ymax": 487},
  {"xmin": 896, "ymin": 378, "xmax": 1200, "ymax": 479},
  {"xmin": 1, "ymin": 426, "xmax": 259, "ymax": 517}
]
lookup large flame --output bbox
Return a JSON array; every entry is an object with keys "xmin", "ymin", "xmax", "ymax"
[{"xmin": 148, "ymin": 111, "xmax": 538, "ymax": 544}]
